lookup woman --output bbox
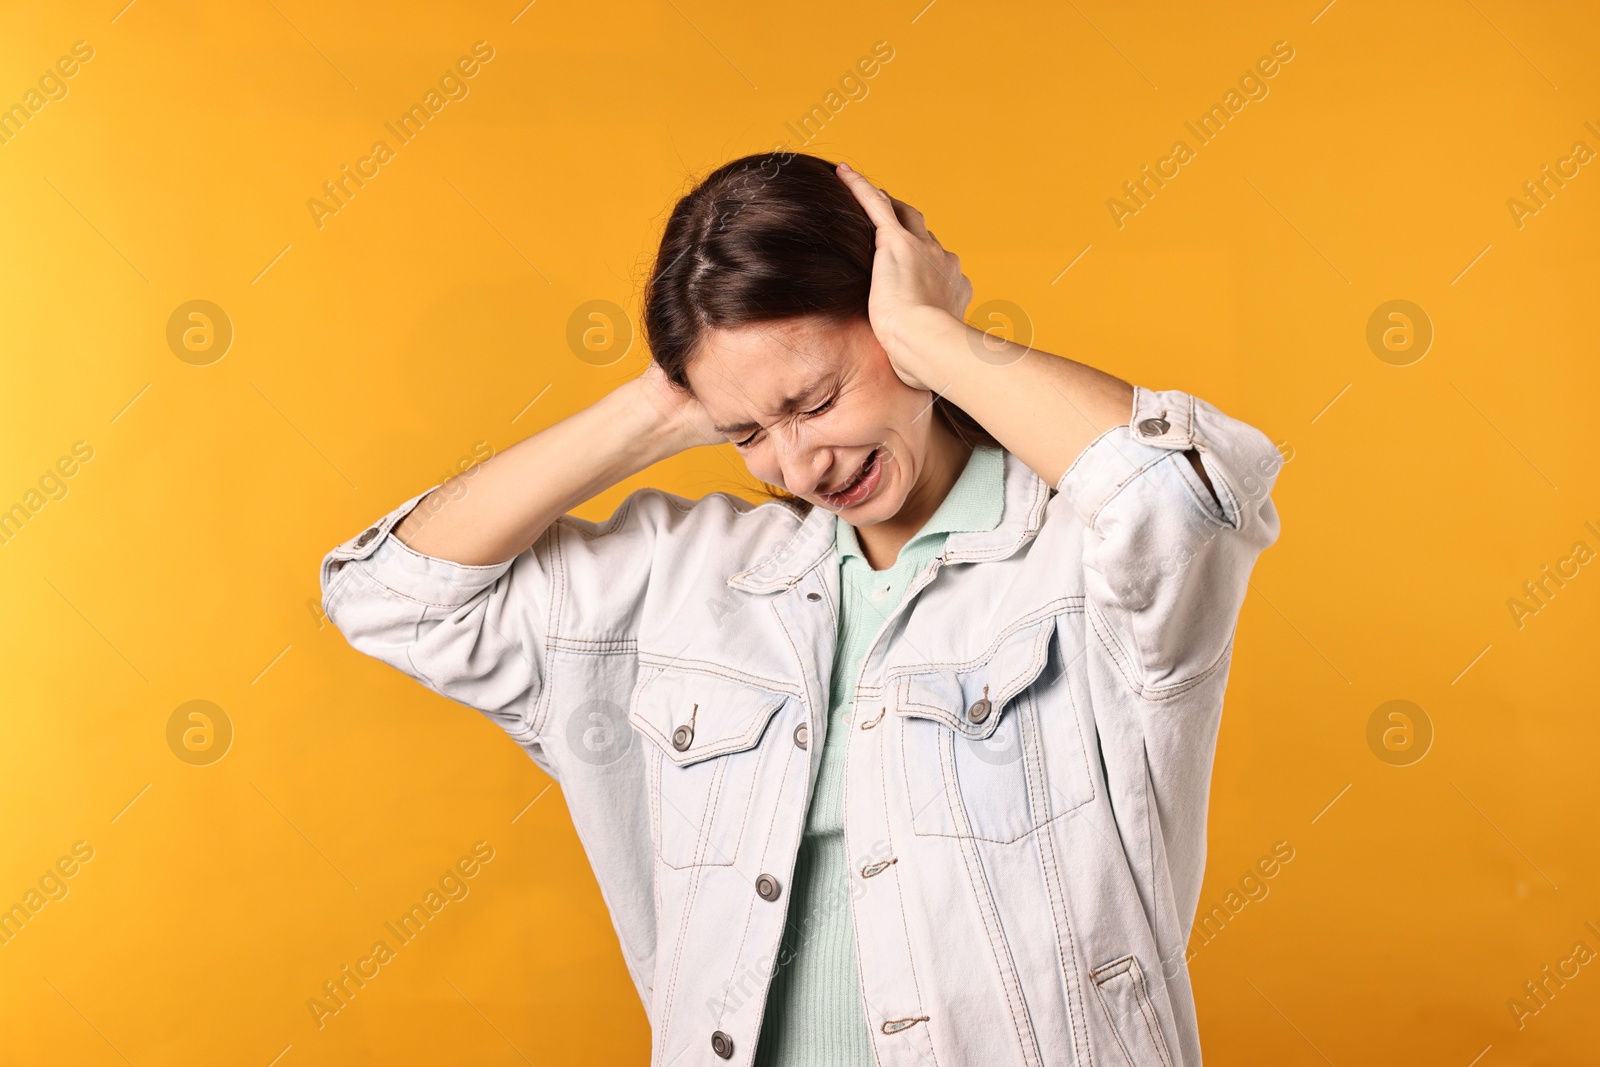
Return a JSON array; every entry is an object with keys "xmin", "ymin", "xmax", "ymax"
[{"xmin": 321, "ymin": 151, "xmax": 1282, "ymax": 1067}]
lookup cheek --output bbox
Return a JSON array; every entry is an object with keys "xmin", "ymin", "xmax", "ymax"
[
  {"xmin": 738, "ymin": 447, "xmax": 785, "ymax": 485},
  {"xmin": 870, "ymin": 397, "xmax": 922, "ymax": 448}
]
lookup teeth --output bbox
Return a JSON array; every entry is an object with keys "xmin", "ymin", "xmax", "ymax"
[{"xmin": 829, "ymin": 448, "xmax": 876, "ymax": 498}]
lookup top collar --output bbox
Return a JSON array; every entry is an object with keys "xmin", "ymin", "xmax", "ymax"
[{"xmin": 727, "ymin": 445, "xmax": 1052, "ymax": 593}]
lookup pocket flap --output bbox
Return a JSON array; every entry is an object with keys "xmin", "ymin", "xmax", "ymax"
[
  {"xmin": 628, "ymin": 661, "xmax": 791, "ymax": 767},
  {"xmin": 891, "ymin": 614, "xmax": 1057, "ymax": 740}
]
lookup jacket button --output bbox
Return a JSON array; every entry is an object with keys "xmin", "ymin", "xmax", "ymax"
[
  {"xmin": 354, "ymin": 527, "xmax": 379, "ymax": 548},
  {"xmin": 967, "ymin": 698, "xmax": 992, "ymax": 724},
  {"xmin": 793, "ymin": 722, "xmax": 809, "ymax": 749},
  {"xmin": 711, "ymin": 1030, "xmax": 734, "ymax": 1058},
  {"xmin": 805, "ymin": 591, "xmax": 821, "ymax": 602},
  {"xmin": 755, "ymin": 873, "xmax": 781, "ymax": 901},
  {"xmin": 671, "ymin": 724, "xmax": 693, "ymax": 751},
  {"xmin": 1137, "ymin": 416, "xmax": 1170, "ymax": 437}
]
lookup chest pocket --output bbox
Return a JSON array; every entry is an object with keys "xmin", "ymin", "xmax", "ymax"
[
  {"xmin": 628, "ymin": 662, "xmax": 792, "ymax": 869},
  {"xmin": 891, "ymin": 612, "xmax": 1096, "ymax": 843}
]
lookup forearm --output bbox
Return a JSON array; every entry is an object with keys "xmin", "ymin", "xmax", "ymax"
[
  {"xmin": 392, "ymin": 381, "xmax": 683, "ymax": 566},
  {"xmin": 894, "ymin": 308, "xmax": 1136, "ymax": 489}
]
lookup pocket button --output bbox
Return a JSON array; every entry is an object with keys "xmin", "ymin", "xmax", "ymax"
[
  {"xmin": 966, "ymin": 698, "xmax": 992, "ymax": 724},
  {"xmin": 671, "ymin": 724, "xmax": 693, "ymax": 751}
]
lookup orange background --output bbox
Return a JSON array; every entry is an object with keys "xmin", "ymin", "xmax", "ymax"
[{"xmin": 2, "ymin": 1, "xmax": 1597, "ymax": 1064}]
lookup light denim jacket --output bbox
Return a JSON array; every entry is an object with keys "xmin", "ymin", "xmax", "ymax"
[{"xmin": 320, "ymin": 385, "xmax": 1283, "ymax": 1067}]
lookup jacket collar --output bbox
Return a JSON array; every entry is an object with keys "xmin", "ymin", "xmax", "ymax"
[{"xmin": 727, "ymin": 446, "xmax": 1052, "ymax": 593}]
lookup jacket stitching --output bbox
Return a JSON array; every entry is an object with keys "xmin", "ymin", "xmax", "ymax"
[
  {"xmin": 402, "ymin": 601, "xmax": 436, "ymax": 691},
  {"xmin": 1085, "ymin": 598, "xmax": 1229, "ymax": 701},
  {"xmin": 385, "ymin": 532, "xmax": 510, "ymax": 572},
  {"xmin": 864, "ymin": 704, "xmax": 935, "ymax": 1067},
  {"xmin": 656, "ymin": 840, "xmax": 711, "ymax": 1062},
  {"xmin": 938, "ymin": 732, "xmax": 1036, "ymax": 1060},
  {"xmin": 938, "ymin": 729, "xmax": 1044, "ymax": 1066},
  {"xmin": 1033, "ymin": 620, "xmax": 1098, "ymax": 1061},
  {"xmin": 899, "ymin": 690, "xmax": 1097, "ymax": 844},
  {"xmin": 631, "ymin": 692, "xmax": 788, "ymax": 770},
  {"xmin": 720, "ymin": 737, "xmax": 764, "ymax": 863},
  {"xmin": 886, "ymin": 603, "xmax": 1070, "ymax": 678},
  {"xmin": 1089, "ymin": 958, "xmax": 1139, "ymax": 1067},
  {"xmin": 1033, "ymin": 734, "xmax": 1092, "ymax": 1066},
  {"xmin": 656, "ymin": 728, "xmax": 730, "ymax": 1044},
  {"xmin": 942, "ymin": 469, "xmax": 1051, "ymax": 566},
  {"xmin": 526, "ymin": 538, "xmax": 559, "ymax": 739},
  {"xmin": 547, "ymin": 635, "xmax": 639, "ymax": 652},
  {"xmin": 632, "ymin": 656, "xmax": 799, "ymax": 699},
  {"xmin": 1020, "ymin": 690, "xmax": 1053, "ymax": 847},
  {"xmin": 892, "ymin": 615, "xmax": 1058, "ymax": 737},
  {"xmin": 715, "ymin": 719, "xmax": 800, "ymax": 1026},
  {"xmin": 770, "ymin": 571, "xmax": 823, "ymax": 743},
  {"xmin": 1107, "ymin": 597, "xmax": 1236, "ymax": 700},
  {"xmin": 898, "ymin": 616, "xmax": 1099, "ymax": 845},
  {"xmin": 362, "ymin": 571, "xmax": 490, "ymax": 610},
  {"xmin": 1057, "ymin": 423, "xmax": 1123, "ymax": 494},
  {"xmin": 550, "ymin": 521, "xmax": 570, "ymax": 688},
  {"xmin": 648, "ymin": 747, "xmax": 664, "ymax": 1020},
  {"xmin": 1057, "ymin": 641, "xmax": 1103, "ymax": 815},
  {"xmin": 697, "ymin": 757, "xmax": 730, "ymax": 866},
  {"xmin": 1079, "ymin": 451, "xmax": 1171, "ymax": 530},
  {"xmin": 1129, "ymin": 959, "xmax": 1176, "ymax": 1067}
]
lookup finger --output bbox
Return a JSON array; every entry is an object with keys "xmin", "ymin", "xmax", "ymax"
[
  {"xmin": 889, "ymin": 196, "xmax": 930, "ymax": 238},
  {"xmin": 835, "ymin": 162, "xmax": 904, "ymax": 232}
]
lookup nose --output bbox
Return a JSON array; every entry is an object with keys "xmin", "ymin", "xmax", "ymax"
[{"xmin": 772, "ymin": 435, "xmax": 831, "ymax": 497}]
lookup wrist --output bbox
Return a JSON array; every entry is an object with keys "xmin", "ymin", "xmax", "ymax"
[
  {"xmin": 889, "ymin": 306, "xmax": 968, "ymax": 387},
  {"xmin": 608, "ymin": 379, "xmax": 693, "ymax": 465}
]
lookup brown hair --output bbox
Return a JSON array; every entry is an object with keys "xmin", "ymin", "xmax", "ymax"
[{"xmin": 642, "ymin": 150, "xmax": 1001, "ymax": 509}]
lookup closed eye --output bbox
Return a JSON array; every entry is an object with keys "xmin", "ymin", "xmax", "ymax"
[{"xmin": 733, "ymin": 396, "xmax": 836, "ymax": 448}]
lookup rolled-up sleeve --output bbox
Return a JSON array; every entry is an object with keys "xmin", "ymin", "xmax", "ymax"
[
  {"xmin": 319, "ymin": 483, "xmax": 544, "ymax": 743},
  {"xmin": 319, "ymin": 482, "xmax": 689, "ymax": 768},
  {"xmin": 1058, "ymin": 385, "xmax": 1283, "ymax": 697}
]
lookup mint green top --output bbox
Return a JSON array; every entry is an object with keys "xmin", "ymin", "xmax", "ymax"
[{"xmin": 753, "ymin": 443, "xmax": 1007, "ymax": 1066}]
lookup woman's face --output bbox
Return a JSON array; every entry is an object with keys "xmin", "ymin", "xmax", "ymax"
[{"xmin": 684, "ymin": 313, "xmax": 944, "ymax": 526}]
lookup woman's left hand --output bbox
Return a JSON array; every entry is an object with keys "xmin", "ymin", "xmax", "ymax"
[{"xmin": 835, "ymin": 161, "xmax": 973, "ymax": 390}]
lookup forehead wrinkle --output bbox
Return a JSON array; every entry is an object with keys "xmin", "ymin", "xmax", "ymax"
[
  {"xmin": 706, "ymin": 334, "xmax": 835, "ymax": 436},
  {"xmin": 710, "ymin": 375, "xmax": 830, "ymax": 435}
]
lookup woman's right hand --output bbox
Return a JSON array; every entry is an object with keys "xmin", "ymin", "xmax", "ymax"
[{"xmin": 630, "ymin": 361, "xmax": 725, "ymax": 455}]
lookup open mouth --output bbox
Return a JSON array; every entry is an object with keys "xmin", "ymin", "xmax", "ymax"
[{"xmin": 819, "ymin": 446, "xmax": 884, "ymax": 509}]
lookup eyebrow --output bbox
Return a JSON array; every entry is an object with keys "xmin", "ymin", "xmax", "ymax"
[{"xmin": 712, "ymin": 378, "xmax": 832, "ymax": 436}]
